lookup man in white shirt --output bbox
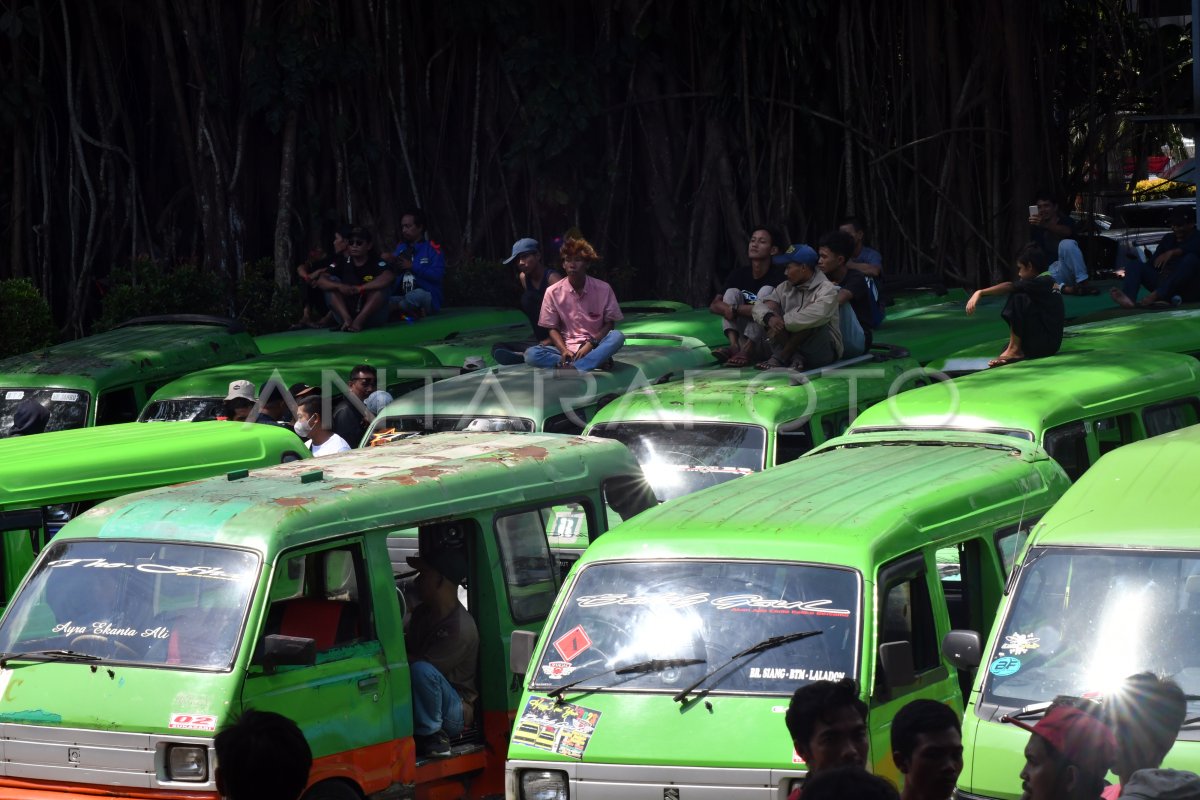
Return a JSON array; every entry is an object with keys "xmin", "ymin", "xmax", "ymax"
[{"xmin": 293, "ymin": 395, "xmax": 350, "ymax": 456}]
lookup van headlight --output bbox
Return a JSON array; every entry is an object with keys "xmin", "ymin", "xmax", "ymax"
[
  {"xmin": 519, "ymin": 769, "xmax": 568, "ymax": 800},
  {"xmin": 166, "ymin": 745, "xmax": 208, "ymax": 781}
]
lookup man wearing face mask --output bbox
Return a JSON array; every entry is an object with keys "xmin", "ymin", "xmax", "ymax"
[{"xmin": 293, "ymin": 396, "xmax": 350, "ymax": 456}]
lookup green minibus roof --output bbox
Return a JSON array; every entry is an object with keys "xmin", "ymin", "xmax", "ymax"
[
  {"xmin": 253, "ymin": 307, "xmax": 526, "ymax": 355},
  {"xmin": 369, "ymin": 337, "xmax": 716, "ymax": 434},
  {"xmin": 55, "ymin": 432, "xmax": 644, "ymax": 558},
  {"xmin": 577, "ymin": 430, "xmax": 1068, "ymax": 568},
  {"xmin": 1030, "ymin": 423, "xmax": 1200, "ymax": 549},
  {"xmin": 0, "ymin": 421, "xmax": 307, "ymax": 510},
  {"xmin": 847, "ymin": 350, "xmax": 1200, "ymax": 441},
  {"xmin": 0, "ymin": 318, "xmax": 259, "ymax": 390},
  {"xmin": 584, "ymin": 355, "xmax": 921, "ymax": 430}
]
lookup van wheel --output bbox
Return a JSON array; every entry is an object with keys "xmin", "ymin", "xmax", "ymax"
[{"xmin": 303, "ymin": 780, "xmax": 362, "ymax": 800}]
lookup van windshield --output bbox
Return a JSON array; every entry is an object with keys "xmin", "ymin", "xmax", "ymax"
[
  {"xmin": 139, "ymin": 397, "xmax": 224, "ymax": 422},
  {"xmin": 588, "ymin": 422, "xmax": 765, "ymax": 502},
  {"xmin": 1, "ymin": 388, "xmax": 90, "ymax": 435},
  {"xmin": 0, "ymin": 539, "xmax": 259, "ymax": 670},
  {"xmin": 531, "ymin": 560, "xmax": 860, "ymax": 695},
  {"xmin": 983, "ymin": 546, "xmax": 1200, "ymax": 720},
  {"xmin": 375, "ymin": 415, "xmax": 535, "ymax": 435}
]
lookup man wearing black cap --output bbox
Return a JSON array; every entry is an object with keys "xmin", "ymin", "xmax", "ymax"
[
  {"xmin": 1111, "ymin": 206, "xmax": 1200, "ymax": 308},
  {"xmin": 315, "ymin": 225, "xmax": 394, "ymax": 332},
  {"xmin": 405, "ymin": 545, "xmax": 478, "ymax": 759}
]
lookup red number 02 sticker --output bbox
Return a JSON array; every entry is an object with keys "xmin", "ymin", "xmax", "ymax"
[{"xmin": 168, "ymin": 713, "xmax": 218, "ymax": 732}]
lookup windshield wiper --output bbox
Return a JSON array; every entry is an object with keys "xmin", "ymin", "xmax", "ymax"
[
  {"xmin": 0, "ymin": 650, "xmax": 103, "ymax": 668},
  {"xmin": 998, "ymin": 700, "xmax": 1053, "ymax": 723},
  {"xmin": 547, "ymin": 658, "xmax": 706, "ymax": 703},
  {"xmin": 673, "ymin": 629, "xmax": 823, "ymax": 704}
]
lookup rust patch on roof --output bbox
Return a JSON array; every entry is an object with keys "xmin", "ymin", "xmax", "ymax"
[
  {"xmin": 385, "ymin": 475, "xmax": 421, "ymax": 486},
  {"xmin": 332, "ymin": 484, "xmax": 355, "ymax": 491},
  {"xmin": 506, "ymin": 446, "xmax": 550, "ymax": 461},
  {"xmin": 273, "ymin": 497, "xmax": 312, "ymax": 507},
  {"xmin": 409, "ymin": 466, "xmax": 452, "ymax": 479}
]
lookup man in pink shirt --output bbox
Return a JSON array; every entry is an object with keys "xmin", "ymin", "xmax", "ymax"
[{"xmin": 524, "ymin": 236, "xmax": 625, "ymax": 371}]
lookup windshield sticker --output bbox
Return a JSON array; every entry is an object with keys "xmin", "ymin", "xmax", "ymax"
[
  {"xmin": 53, "ymin": 621, "xmax": 172, "ymax": 640},
  {"xmin": 750, "ymin": 667, "xmax": 846, "ymax": 681},
  {"xmin": 541, "ymin": 661, "xmax": 578, "ymax": 680},
  {"xmin": 552, "ymin": 625, "xmax": 593, "ymax": 662},
  {"xmin": 47, "ymin": 558, "xmax": 242, "ymax": 581},
  {"xmin": 168, "ymin": 713, "xmax": 217, "ymax": 732},
  {"xmin": 49, "ymin": 392, "xmax": 79, "ymax": 402},
  {"xmin": 574, "ymin": 593, "xmax": 850, "ymax": 618},
  {"xmin": 1000, "ymin": 632, "xmax": 1041, "ymax": 655},
  {"xmin": 989, "ymin": 656, "xmax": 1022, "ymax": 676},
  {"xmin": 551, "ymin": 513, "xmax": 585, "ymax": 539},
  {"xmin": 4, "ymin": 391, "xmax": 24, "ymax": 400},
  {"xmin": 512, "ymin": 695, "xmax": 601, "ymax": 760}
]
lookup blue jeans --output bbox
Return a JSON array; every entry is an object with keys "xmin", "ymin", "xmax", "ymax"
[
  {"xmin": 391, "ymin": 288, "xmax": 433, "ymax": 314},
  {"xmin": 524, "ymin": 331, "xmax": 626, "ymax": 370},
  {"xmin": 1122, "ymin": 252, "xmax": 1200, "ymax": 302},
  {"xmin": 410, "ymin": 660, "xmax": 464, "ymax": 736},
  {"xmin": 1048, "ymin": 239, "xmax": 1090, "ymax": 287}
]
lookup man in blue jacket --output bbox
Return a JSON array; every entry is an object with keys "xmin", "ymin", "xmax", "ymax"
[{"xmin": 391, "ymin": 208, "xmax": 446, "ymax": 316}]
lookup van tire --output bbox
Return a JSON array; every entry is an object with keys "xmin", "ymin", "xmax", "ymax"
[{"xmin": 302, "ymin": 780, "xmax": 362, "ymax": 800}]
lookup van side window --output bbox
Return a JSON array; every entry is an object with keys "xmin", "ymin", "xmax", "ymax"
[
  {"xmin": 878, "ymin": 558, "xmax": 939, "ymax": 674},
  {"xmin": 936, "ymin": 540, "xmax": 994, "ymax": 634},
  {"xmin": 821, "ymin": 412, "xmax": 852, "ymax": 442},
  {"xmin": 994, "ymin": 519, "xmax": 1038, "ymax": 576},
  {"xmin": 1144, "ymin": 399, "xmax": 1200, "ymax": 437},
  {"xmin": 261, "ymin": 542, "xmax": 372, "ymax": 655},
  {"xmin": 775, "ymin": 427, "xmax": 815, "ymax": 464},
  {"xmin": 1044, "ymin": 421, "xmax": 1088, "ymax": 481},
  {"xmin": 494, "ymin": 507, "xmax": 561, "ymax": 623},
  {"xmin": 96, "ymin": 387, "xmax": 139, "ymax": 425},
  {"xmin": 544, "ymin": 412, "xmax": 586, "ymax": 435},
  {"xmin": 1093, "ymin": 414, "xmax": 1134, "ymax": 456}
]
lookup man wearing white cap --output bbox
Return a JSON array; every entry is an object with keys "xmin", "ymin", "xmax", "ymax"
[
  {"xmin": 493, "ymin": 238, "xmax": 564, "ymax": 365},
  {"xmin": 223, "ymin": 380, "xmax": 257, "ymax": 423}
]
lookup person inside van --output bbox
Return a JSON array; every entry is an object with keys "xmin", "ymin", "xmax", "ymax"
[
  {"xmin": 784, "ymin": 678, "xmax": 869, "ymax": 800},
  {"xmin": 753, "ymin": 244, "xmax": 842, "ymax": 371},
  {"xmin": 1102, "ymin": 673, "xmax": 1187, "ymax": 800},
  {"xmin": 405, "ymin": 545, "xmax": 479, "ymax": 759},
  {"xmin": 891, "ymin": 699, "xmax": 963, "ymax": 800},
  {"xmin": 965, "ymin": 245, "xmax": 1065, "ymax": 367},
  {"xmin": 10, "ymin": 398, "xmax": 50, "ymax": 436},
  {"xmin": 294, "ymin": 395, "xmax": 350, "ymax": 456},
  {"xmin": 214, "ymin": 710, "xmax": 313, "ymax": 800},
  {"xmin": 1002, "ymin": 701, "xmax": 1116, "ymax": 800}
]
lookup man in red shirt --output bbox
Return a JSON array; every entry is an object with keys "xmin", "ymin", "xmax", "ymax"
[{"xmin": 524, "ymin": 236, "xmax": 625, "ymax": 371}]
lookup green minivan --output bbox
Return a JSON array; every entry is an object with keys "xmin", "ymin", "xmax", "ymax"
[
  {"xmin": 506, "ymin": 430, "xmax": 1072, "ymax": 798},
  {"xmin": 583, "ymin": 347, "xmax": 925, "ymax": 501},
  {"xmin": 841, "ymin": 349, "xmax": 1200, "ymax": 480},
  {"xmin": 958, "ymin": 423, "xmax": 1200, "ymax": 800},
  {"xmin": 0, "ymin": 432, "xmax": 653, "ymax": 800},
  {"xmin": 0, "ymin": 316, "xmax": 260, "ymax": 434},
  {"xmin": 0, "ymin": 421, "xmax": 308, "ymax": 604}
]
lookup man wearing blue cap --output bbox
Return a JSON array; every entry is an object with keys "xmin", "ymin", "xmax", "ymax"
[
  {"xmin": 492, "ymin": 238, "xmax": 564, "ymax": 365},
  {"xmin": 752, "ymin": 244, "xmax": 842, "ymax": 370}
]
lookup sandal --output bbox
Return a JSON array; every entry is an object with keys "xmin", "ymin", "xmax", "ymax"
[
  {"xmin": 755, "ymin": 356, "xmax": 787, "ymax": 370},
  {"xmin": 712, "ymin": 346, "xmax": 734, "ymax": 363}
]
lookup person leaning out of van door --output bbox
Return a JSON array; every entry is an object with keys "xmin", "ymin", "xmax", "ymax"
[
  {"xmin": 524, "ymin": 236, "xmax": 626, "ymax": 371},
  {"xmin": 405, "ymin": 545, "xmax": 479, "ymax": 759},
  {"xmin": 965, "ymin": 245, "xmax": 1065, "ymax": 368}
]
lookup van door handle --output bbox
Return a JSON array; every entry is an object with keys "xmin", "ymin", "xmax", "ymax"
[{"xmin": 358, "ymin": 677, "xmax": 380, "ymax": 692}]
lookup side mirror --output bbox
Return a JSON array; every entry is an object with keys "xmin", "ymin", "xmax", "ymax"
[
  {"xmin": 941, "ymin": 629, "xmax": 982, "ymax": 669},
  {"xmin": 878, "ymin": 641, "xmax": 916, "ymax": 694},
  {"xmin": 261, "ymin": 634, "xmax": 316, "ymax": 674},
  {"xmin": 510, "ymin": 629, "xmax": 537, "ymax": 676}
]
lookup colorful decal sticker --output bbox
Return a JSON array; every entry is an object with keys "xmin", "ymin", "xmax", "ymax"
[
  {"xmin": 512, "ymin": 695, "xmax": 602, "ymax": 760},
  {"xmin": 168, "ymin": 713, "xmax": 217, "ymax": 732},
  {"xmin": 553, "ymin": 625, "xmax": 593, "ymax": 662},
  {"xmin": 989, "ymin": 656, "xmax": 1022, "ymax": 676},
  {"xmin": 52, "ymin": 621, "xmax": 171, "ymax": 640},
  {"xmin": 541, "ymin": 661, "xmax": 578, "ymax": 680},
  {"xmin": 551, "ymin": 512, "xmax": 585, "ymax": 540},
  {"xmin": 1001, "ymin": 632, "xmax": 1041, "ymax": 655},
  {"xmin": 574, "ymin": 592, "xmax": 850, "ymax": 617},
  {"xmin": 46, "ymin": 557, "xmax": 239, "ymax": 581},
  {"xmin": 750, "ymin": 667, "xmax": 846, "ymax": 681}
]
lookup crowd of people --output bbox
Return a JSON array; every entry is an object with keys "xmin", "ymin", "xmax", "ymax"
[{"xmin": 784, "ymin": 673, "xmax": 1200, "ymax": 800}]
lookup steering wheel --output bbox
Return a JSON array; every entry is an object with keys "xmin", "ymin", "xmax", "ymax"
[{"xmin": 70, "ymin": 634, "xmax": 139, "ymax": 659}]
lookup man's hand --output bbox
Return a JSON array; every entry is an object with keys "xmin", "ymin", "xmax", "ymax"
[
  {"xmin": 1028, "ymin": 214, "xmax": 1043, "ymax": 227},
  {"xmin": 966, "ymin": 291, "xmax": 981, "ymax": 315},
  {"xmin": 340, "ymin": 283, "xmax": 358, "ymax": 296},
  {"xmin": 1154, "ymin": 248, "xmax": 1180, "ymax": 270},
  {"xmin": 767, "ymin": 315, "xmax": 786, "ymax": 336},
  {"xmin": 558, "ymin": 351, "xmax": 575, "ymax": 367}
]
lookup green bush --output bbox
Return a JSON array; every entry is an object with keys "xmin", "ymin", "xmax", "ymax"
[
  {"xmin": 94, "ymin": 258, "xmax": 226, "ymax": 332},
  {"xmin": 443, "ymin": 258, "xmax": 522, "ymax": 308},
  {"xmin": 0, "ymin": 278, "xmax": 55, "ymax": 357},
  {"xmin": 236, "ymin": 258, "xmax": 302, "ymax": 335}
]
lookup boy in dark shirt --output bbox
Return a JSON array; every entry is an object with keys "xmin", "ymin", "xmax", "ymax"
[
  {"xmin": 817, "ymin": 230, "xmax": 873, "ymax": 356},
  {"xmin": 708, "ymin": 226, "xmax": 787, "ymax": 367},
  {"xmin": 966, "ymin": 246, "xmax": 1065, "ymax": 367}
]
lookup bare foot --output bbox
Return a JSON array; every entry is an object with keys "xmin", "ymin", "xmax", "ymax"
[
  {"xmin": 1110, "ymin": 287, "xmax": 1136, "ymax": 309},
  {"xmin": 1139, "ymin": 292, "xmax": 1161, "ymax": 308}
]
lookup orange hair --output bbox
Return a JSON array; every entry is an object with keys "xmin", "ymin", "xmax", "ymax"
[{"xmin": 560, "ymin": 236, "xmax": 600, "ymax": 262}]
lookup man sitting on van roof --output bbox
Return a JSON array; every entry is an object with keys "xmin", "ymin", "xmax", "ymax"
[
  {"xmin": 753, "ymin": 244, "xmax": 842, "ymax": 371},
  {"xmin": 784, "ymin": 678, "xmax": 869, "ymax": 799},
  {"xmin": 405, "ymin": 545, "xmax": 479, "ymax": 759}
]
